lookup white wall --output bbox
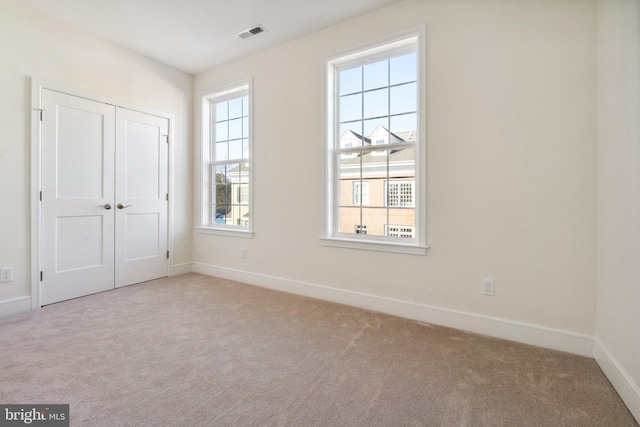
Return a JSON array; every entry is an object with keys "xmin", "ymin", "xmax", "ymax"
[
  {"xmin": 596, "ymin": 0, "xmax": 640, "ymax": 420},
  {"xmin": 193, "ymin": 0, "xmax": 598, "ymax": 344},
  {"xmin": 0, "ymin": 0, "xmax": 193, "ymax": 311}
]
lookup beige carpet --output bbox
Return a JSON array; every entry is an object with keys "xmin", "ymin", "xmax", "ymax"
[{"xmin": 0, "ymin": 273, "xmax": 636, "ymax": 426}]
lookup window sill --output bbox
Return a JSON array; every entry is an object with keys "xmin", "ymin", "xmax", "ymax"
[
  {"xmin": 320, "ymin": 237, "xmax": 428, "ymax": 255},
  {"xmin": 198, "ymin": 227, "xmax": 254, "ymax": 239}
]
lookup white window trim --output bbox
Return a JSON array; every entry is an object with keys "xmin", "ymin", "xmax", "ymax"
[
  {"xmin": 323, "ymin": 28, "xmax": 427, "ymax": 255},
  {"xmin": 199, "ymin": 79, "xmax": 254, "ymax": 238}
]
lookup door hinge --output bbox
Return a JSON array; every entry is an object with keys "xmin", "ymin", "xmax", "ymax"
[
  {"xmin": 166, "ymin": 250, "xmax": 170, "ymax": 259},
  {"xmin": 40, "ymin": 271, "xmax": 43, "ymax": 281},
  {"xmin": 39, "ymin": 191, "xmax": 42, "ymax": 202},
  {"xmin": 166, "ymin": 193, "xmax": 169, "ymax": 201},
  {"xmin": 34, "ymin": 108, "xmax": 45, "ymax": 121},
  {"xmin": 163, "ymin": 135, "xmax": 169, "ymax": 144}
]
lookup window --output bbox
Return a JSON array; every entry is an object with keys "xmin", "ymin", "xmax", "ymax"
[
  {"xmin": 324, "ymin": 31, "xmax": 426, "ymax": 254},
  {"xmin": 386, "ymin": 225, "xmax": 415, "ymax": 238},
  {"xmin": 372, "ymin": 138, "xmax": 386, "ymax": 156},
  {"xmin": 353, "ymin": 181, "xmax": 369, "ymax": 205},
  {"xmin": 200, "ymin": 82, "xmax": 252, "ymax": 236},
  {"xmin": 386, "ymin": 180, "xmax": 414, "ymax": 207}
]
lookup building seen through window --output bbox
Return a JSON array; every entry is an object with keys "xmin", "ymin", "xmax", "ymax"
[{"xmin": 333, "ymin": 42, "xmax": 418, "ymax": 240}]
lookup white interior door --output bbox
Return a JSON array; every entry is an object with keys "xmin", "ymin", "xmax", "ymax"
[
  {"xmin": 114, "ymin": 108, "xmax": 169, "ymax": 288},
  {"xmin": 40, "ymin": 90, "xmax": 116, "ymax": 305},
  {"xmin": 40, "ymin": 90, "xmax": 170, "ymax": 305}
]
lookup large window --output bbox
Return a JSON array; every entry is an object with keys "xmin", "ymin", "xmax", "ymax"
[
  {"xmin": 200, "ymin": 82, "xmax": 252, "ymax": 236},
  {"xmin": 324, "ymin": 32, "xmax": 426, "ymax": 254}
]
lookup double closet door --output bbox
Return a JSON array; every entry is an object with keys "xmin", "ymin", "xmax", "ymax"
[{"xmin": 40, "ymin": 89, "xmax": 169, "ymax": 306}]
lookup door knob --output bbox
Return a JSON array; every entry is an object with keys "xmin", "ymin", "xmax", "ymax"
[
  {"xmin": 117, "ymin": 203, "xmax": 132, "ymax": 209},
  {"xmin": 101, "ymin": 203, "xmax": 112, "ymax": 210}
]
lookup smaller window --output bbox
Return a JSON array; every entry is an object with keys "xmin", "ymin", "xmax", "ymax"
[
  {"xmin": 372, "ymin": 138, "xmax": 386, "ymax": 156},
  {"xmin": 341, "ymin": 142, "xmax": 357, "ymax": 159},
  {"xmin": 200, "ymin": 81, "xmax": 252, "ymax": 236},
  {"xmin": 355, "ymin": 225, "xmax": 368, "ymax": 234},
  {"xmin": 353, "ymin": 181, "xmax": 369, "ymax": 205},
  {"xmin": 386, "ymin": 225, "xmax": 415, "ymax": 238},
  {"xmin": 386, "ymin": 180, "xmax": 415, "ymax": 207}
]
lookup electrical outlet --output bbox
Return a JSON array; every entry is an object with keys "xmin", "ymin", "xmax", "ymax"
[
  {"xmin": 482, "ymin": 278, "xmax": 495, "ymax": 296},
  {"xmin": 241, "ymin": 248, "xmax": 247, "ymax": 259},
  {"xmin": 0, "ymin": 267, "xmax": 14, "ymax": 283}
]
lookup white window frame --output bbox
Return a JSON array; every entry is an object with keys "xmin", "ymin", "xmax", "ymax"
[
  {"xmin": 198, "ymin": 80, "xmax": 253, "ymax": 238},
  {"xmin": 323, "ymin": 29, "xmax": 427, "ymax": 255}
]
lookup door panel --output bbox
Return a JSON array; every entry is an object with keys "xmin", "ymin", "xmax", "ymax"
[
  {"xmin": 55, "ymin": 215, "xmax": 105, "ymax": 271},
  {"xmin": 41, "ymin": 90, "xmax": 115, "ymax": 305},
  {"xmin": 115, "ymin": 108, "xmax": 169, "ymax": 288}
]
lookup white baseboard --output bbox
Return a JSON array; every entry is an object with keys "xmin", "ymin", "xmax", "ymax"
[
  {"xmin": 0, "ymin": 296, "xmax": 32, "ymax": 319},
  {"xmin": 192, "ymin": 262, "xmax": 594, "ymax": 357},
  {"xmin": 594, "ymin": 339, "xmax": 640, "ymax": 423},
  {"xmin": 171, "ymin": 263, "xmax": 193, "ymax": 276}
]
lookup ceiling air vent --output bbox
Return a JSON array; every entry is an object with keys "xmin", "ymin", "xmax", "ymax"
[{"xmin": 236, "ymin": 24, "xmax": 266, "ymax": 39}]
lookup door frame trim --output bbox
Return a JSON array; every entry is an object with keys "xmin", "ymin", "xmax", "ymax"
[{"xmin": 30, "ymin": 78, "xmax": 175, "ymax": 309}]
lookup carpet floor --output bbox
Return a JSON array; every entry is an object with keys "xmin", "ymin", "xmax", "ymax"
[{"xmin": 0, "ymin": 273, "xmax": 637, "ymax": 426}]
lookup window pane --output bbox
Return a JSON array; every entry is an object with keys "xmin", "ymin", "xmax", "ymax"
[
  {"xmin": 338, "ymin": 207, "xmax": 360, "ymax": 234},
  {"xmin": 363, "ymin": 117, "xmax": 388, "ymax": 136},
  {"xmin": 215, "ymin": 205, "xmax": 229, "ymax": 224},
  {"xmin": 390, "ymin": 113, "xmax": 417, "ymax": 135},
  {"xmin": 339, "ymin": 155, "xmax": 362, "ymax": 207},
  {"xmin": 239, "ymin": 184, "xmax": 249, "ymax": 204},
  {"xmin": 364, "ymin": 59, "xmax": 388, "ymax": 90},
  {"xmin": 242, "ymin": 95, "xmax": 249, "ymax": 117},
  {"xmin": 340, "ymin": 121, "xmax": 364, "ymax": 139},
  {"xmin": 364, "ymin": 88, "xmax": 388, "ymax": 119},
  {"xmin": 215, "ymin": 184, "xmax": 229, "ymax": 205},
  {"xmin": 340, "ymin": 93, "xmax": 362, "ymax": 122},
  {"xmin": 239, "ymin": 205, "xmax": 250, "ymax": 227},
  {"xmin": 230, "ymin": 182, "xmax": 241, "ymax": 204},
  {"xmin": 362, "ymin": 207, "xmax": 386, "ymax": 236},
  {"xmin": 229, "ymin": 97, "xmax": 242, "ymax": 119},
  {"xmin": 215, "ymin": 141, "xmax": 228, "ymax": 161},
  {"xmin": 216, "ymin": 101, "xmax": 228, "ymax": 122},
  {"xmin": 339, "ymin": 66, "xmax": 362, "ymax": 95},
  {"xmin": 229, "ymin": 118, "xmax": 242, "ymax": 140},
  {"xmin": 243, "ymin": 117, "xmax": 249, "ymax": 137},
  {"xmin": 239, "ymin": 162, "xmax": 250, "ymax": 184},
  {"xmin": 390, "ymin": 83, "xmax": 417, "ymax": 115},
  {"xmin": 228, "ymin": 139, "xmax": 243, "ymax": 160},
  {"xmin": 226, "ymin": 163, "xmax": 240, "ymax": 184},
  {"xmin": 362, "ymin": 176, "xmax": 387, "ymax": 208},
  {"xmin": 215, "ymin": 121, "xmax": 228, "ymax": 142},
  {"xmin": 390, "ymin": 52, "xmax": 417, "ymax": 85},
  {"xmin": 242, "ymin": 139, "xmax": 250, "ymax": 159}
]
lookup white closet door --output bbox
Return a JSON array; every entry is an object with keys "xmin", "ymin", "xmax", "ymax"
[
  {"xmin": 40, "ymin": 90, "xmax": 116, "ymax": 305},
  {"xmin": 114, "ymin": 108, "xmax": 169, "ymax": 288}
]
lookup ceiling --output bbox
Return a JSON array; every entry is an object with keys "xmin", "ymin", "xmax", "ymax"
[{"xmin": 18, "ymin": 0, "xmax": 402, "ymax": 75}]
